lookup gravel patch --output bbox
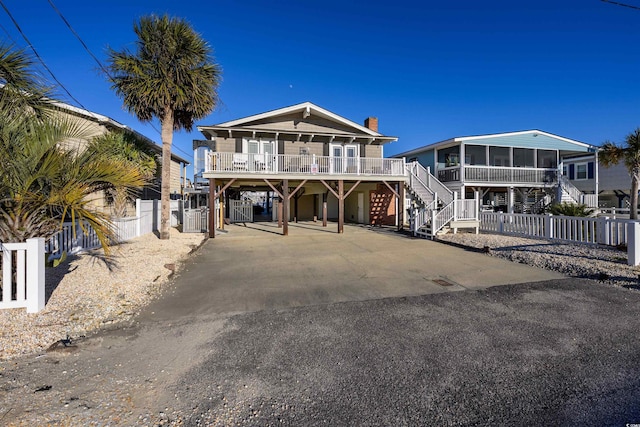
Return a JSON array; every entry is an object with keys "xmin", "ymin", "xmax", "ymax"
[
  {"xmin": 437, "ymin": 231, "xmax": 640, "ymax": 288},
  {"xmin": 0, "ymin": 228, "xmax": 206, "ymax": 360}
]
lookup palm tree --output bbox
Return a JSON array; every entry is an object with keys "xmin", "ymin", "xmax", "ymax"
[
  {"xmin": 600, "ymin": 128, "xmax": 640, "ymax": 219},
  {"xmin": 0, "ymin": 45, "xmax": 149, "ymax": 253},
  {"xmin": 106, "ymin": 14, "xmax": 221, "ymax": 239},
  {"xmin": 86, "ymin": 131, "xmax": 158, "ymax": 217},
  {"xmin": 0, "ymin": 43, "xmax": 54, "ymax": 119}
]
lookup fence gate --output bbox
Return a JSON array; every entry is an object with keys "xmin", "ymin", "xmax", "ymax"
[
  {"xmin": 183, "ymin": 208, "xmax": 209, "ymax": 233},
  {"xmin": 230, "ymin": 200, "xmax": 253, "ymax": 223}
]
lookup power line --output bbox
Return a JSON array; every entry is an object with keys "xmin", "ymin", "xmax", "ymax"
[
  {"xmin": 46, "ymin": 0, "xmax": 112, "ymax": 78},
  {"xmin": 46, "ymin": 0, "xmax": 193, "ymax": 160},
  {"xmin": 601, "ymin": 0, "xmax": 640, "ymax": 11},
  {"xmin": 0, "ymin": 20, "xmax": 16, "ymax": 44},
  {"xmin": 0, "ymin": 0, "xmax": 87, "ymax": 109}
]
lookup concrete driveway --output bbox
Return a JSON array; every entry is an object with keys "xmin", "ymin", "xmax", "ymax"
[{"xmin": 142, "ymin": 222, "xmax": 564, "ymax": 320}]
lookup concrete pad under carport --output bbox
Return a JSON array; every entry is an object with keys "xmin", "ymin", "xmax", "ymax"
[{"xmin": 142, "ymin": 222, "xmax": 564, "ymax": 321}]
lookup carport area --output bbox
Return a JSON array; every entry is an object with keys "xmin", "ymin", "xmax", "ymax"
[{"xmin": 147, "ymin": 222, "xmax": 564, "ymax": 319}]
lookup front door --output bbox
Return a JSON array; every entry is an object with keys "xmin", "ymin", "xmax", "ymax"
[
  {"xmin": 346, "ymin": 145, "xmax": 358, "ymax": 174},
  {"xmin": 330, "ymin": 143, "xmax": 359, "ymax": 174},
  {"xmin": 244, "ymin": 139, "xmax": 275, "ymax": 171},
  {"xmin": 332, "ymin": 145, "xmax": 344, "ymax": 174}
]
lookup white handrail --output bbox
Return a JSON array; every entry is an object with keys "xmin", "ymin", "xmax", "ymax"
[
  {"xmin": 407, "ymin": 161, "xmax": 453, "ymax": 204},
  {"xmin": 558, "ymin": 175, "xmax": 584, "ymax": 205}
]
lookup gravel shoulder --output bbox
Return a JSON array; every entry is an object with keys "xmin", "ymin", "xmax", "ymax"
[
  {"xmin": 0, "ymin": 228, "xmax": 207, "ymax": 359},
  {"xmin": 437, "ymin": 231, "xmax": 640, "ymax": 289}
]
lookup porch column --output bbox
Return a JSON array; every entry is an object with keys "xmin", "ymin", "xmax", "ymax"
[
  {"xmin": 508, "ymin": 186, "xmax": 515, "ymax": 214},
  {"xmin": 459, "ymin": 143, "xmax": 465, "ymax": 183},
  {"xmin": 323, "ymin": 192, "xmax": 328, "ymax": 227},
  {"xmin": 208, "ymin": 178, "xmax": 216, "ymax": 238},
  {"xmin": 313, "ymin": 194, "xmax": 318, "ymax": 222},
  {"xmin": 338, "ymin": 180, "xmax": 344, "ymax": 233},
  {"xmin": 595, "ymin": 150, "xmax": 599, "ymax": 207},
  {"xmin": 221, "ymin": 189, "xmax": 226, "ymax": 231},
  {"xmin": 294, "ymin": 193, "xmax": 299, "ymax": 223},
  {"xmin": 282, "ymin": 179, "xmax": 289, "ymax": 236},
  {"xmin": 398, "ymin": 182, "xmax": 405, "ymax": 231},
  {"xmin": 278, "ymin": 198, "xmax": 283, "ymax": 228}
]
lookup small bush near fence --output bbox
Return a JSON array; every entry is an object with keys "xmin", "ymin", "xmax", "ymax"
[{"xmin": 547, "ymin": 203, "xmax": 594, "ymax": 217}]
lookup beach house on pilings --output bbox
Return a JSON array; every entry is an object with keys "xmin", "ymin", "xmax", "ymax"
[
  {"xmin": 395, "ymin": 130, "xmax": 599, "ymax": 217},
  {"xmin": 193, "ymin": 102, "xmax": 408, "ymax": 236}
]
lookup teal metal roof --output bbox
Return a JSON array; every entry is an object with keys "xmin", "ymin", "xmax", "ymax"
[{"xmin": 394, "ymin": 130, "xmax": 596, "ymax": 158}]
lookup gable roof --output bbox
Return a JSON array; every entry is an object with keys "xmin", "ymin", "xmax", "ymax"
[
  {"xmin": 198, "ymin": 101, "xmax": 398, "ymax": 145},
  {"xmin": 394, "ymin": 130, "xmax": 596, "ymax": 158}
]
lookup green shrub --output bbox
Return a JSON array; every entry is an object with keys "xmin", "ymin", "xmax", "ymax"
[{"xmin": 547, "ymin": 202, "xmax": 594, "ymax": 217}]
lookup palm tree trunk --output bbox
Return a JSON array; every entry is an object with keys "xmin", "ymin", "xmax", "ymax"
[
  {"xmin": 631, "ymin": 174, "xmax": 639, "ymax": 220},
  {"xmin": 160, "ymin": 108, "xmax": 174, "ymax": 239}
]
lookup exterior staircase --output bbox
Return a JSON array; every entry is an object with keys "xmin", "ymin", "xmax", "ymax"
[
  {"xmin": 558, "ymin": 175, "xmax": 598, "ymax": 208},
  {"xmin": 405, "ymin": 162, "xmax": 479, "ymax": 238}
]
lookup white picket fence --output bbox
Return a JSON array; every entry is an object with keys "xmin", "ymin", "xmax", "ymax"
[
  {"xmin": 0, "ymin": 238, "xmax": 45, "ymax": 313},
  {"xmin": 2, "ymin": 199, "xmax": 179, "ymax": 313},
  {"xmin": 480, "ymin": 212, "xmax": 634, "ymax": 246}
]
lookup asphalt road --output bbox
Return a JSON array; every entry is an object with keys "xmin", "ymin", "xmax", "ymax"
[{"xmin": 170, "ymin": 278, "xmax": 640, "ymax": 426}]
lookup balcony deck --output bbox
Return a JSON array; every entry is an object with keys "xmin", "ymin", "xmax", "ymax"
[
  {"xmin": 438, "ymin": 165, "xmax": 558, "ymax": 186},
  {"xmin": 203, "ymin": 153, "xmax": 407, "ymax": 180}
]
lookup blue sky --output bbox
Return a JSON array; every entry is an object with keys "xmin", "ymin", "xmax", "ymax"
[{"xmin": 2, "ymin": 0, "xmax": 640, "ymax": 170}]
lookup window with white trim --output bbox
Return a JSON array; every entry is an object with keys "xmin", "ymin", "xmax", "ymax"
[{"xmin": 575, "ymin": 162, "xmax": 588, "ymax": 180}]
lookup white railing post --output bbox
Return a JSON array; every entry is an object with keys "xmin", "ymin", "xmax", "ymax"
[
  {"xmin": 431, "ymin": 209, "xmax": 437, "ymax": 237},
  {"xmin": 475, "ymin": 190, "xmax": 480, "ymax": 220},
  {"xmin": 136, "ymin": 198, "xmax": 141, "ymax": 237},
  {"xmin": 628, "ymin": 222, "xmax": 640, "ymax": 266},
  {"xmin": 599, "ymin": 216, "xmax": 610, "ymax": 246},
  {"xmin": 544, "ymin": 213, "xmax": 553, "ymax": 239},
  {"xmin": 453, "ymin": 191, "xmax": 458, "ymax": 221},
  {"xmin": 26, "ymin": 238, "xmax": 45, "ymax": 313}
]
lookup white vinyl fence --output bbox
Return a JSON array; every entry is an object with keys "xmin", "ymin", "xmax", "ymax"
[
  {"xmin": 0, "ymin": 238, "xmax": 45, "ymax": 313},
  {"xmin": 3, "ymin": 199, "xmax": 183, "ymax": 313},
  {"xmin": 480, "ymin": 212, "xmax": 634, "ymax": 246}
]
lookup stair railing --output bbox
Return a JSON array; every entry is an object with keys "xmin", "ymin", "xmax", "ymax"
[
  {"xmin": 406, "ymin": 163, "xmax": 435, "ymax": 206},
  {"xmin": 406, "ymin": 162, "xmax": 454, "ymax": 205},
  {"xmin": 558, "ymin": 175, "xmax": 585, "ymax": 205}
]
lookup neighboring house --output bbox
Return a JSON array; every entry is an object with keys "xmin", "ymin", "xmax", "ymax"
[
  {"xmin": 52, "ymin": 101, "xmax": 190, "ymax": 214},
  {"xmin": 394, "ymin": 130, "xmax": 599, "ymax": 214},
  {"xmin": 564, "ymin": 154, "xmax": 636, "ymax": 209},
  {"xmin": 193, "ymin": 101, "xmax": 405, "ymax": 235}
]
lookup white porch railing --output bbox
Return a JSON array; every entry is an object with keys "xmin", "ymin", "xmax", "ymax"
[
  {"xmin": 456, "ymin": 199, "xmax": 478, "ymax": 220},
  {"xmin": 0, "ymin": 238, "xmax": 45, "ymax": 313},
  {"xmin": 479, "ymin": 212, "xmax": 633, "ymax": 246},
  {"xmin": 208, "ymin": 153, "xmax": 406, "ymax": 177},
  {"xmin": 438, "ymin": 165, "xmax": 558, "ymax": 184}
]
